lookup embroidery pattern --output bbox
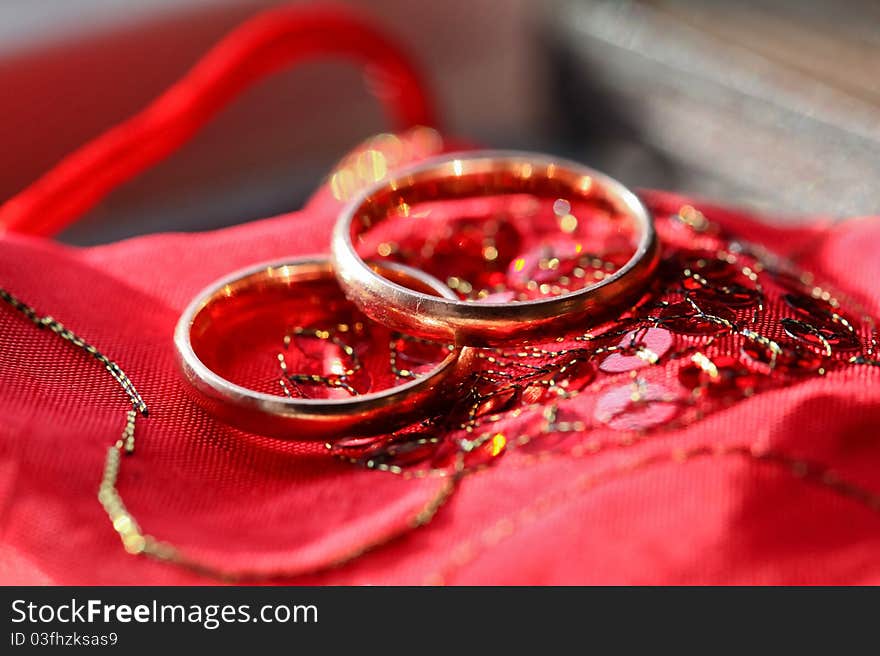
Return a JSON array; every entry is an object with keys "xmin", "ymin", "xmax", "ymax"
[
  {"xmin": 2, "ymin": 202, "xmax": 878, "ymax": 581},
  {"xmin": 328, "ymin": 205, "xmax": 880, "ymax": 476}
]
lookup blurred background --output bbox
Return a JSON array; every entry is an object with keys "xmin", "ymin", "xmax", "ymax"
[{"xmin": 1, "ymin": 0, "xmax": 878, "ymax": 245}]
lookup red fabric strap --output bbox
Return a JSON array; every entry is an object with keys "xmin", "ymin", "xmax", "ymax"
[{"xmin": 0, "ymin": 4, "xmax": 436, "ymax": 237}]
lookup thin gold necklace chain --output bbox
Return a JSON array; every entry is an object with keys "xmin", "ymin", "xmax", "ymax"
[
  {"xmin": 0, "ymin": 287, "xmax": 174, "ymax": 560},
  {"xmin": 0, "ymin": 285, "xmax": 459, "ymax": 581},
  {"xmin": 0, "ymin": 288, "xmax": 148, "ymax": 414}
]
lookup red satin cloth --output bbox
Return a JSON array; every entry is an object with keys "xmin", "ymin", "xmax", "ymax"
[
  {"xmin": 1, "ymin": 5, "xmax": 879, "ymax": 586},
  {"xmin": 1, "ymin": 155, "xmax": 879, "ymax": 584}
]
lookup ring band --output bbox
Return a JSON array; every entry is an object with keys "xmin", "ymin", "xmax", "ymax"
[
  {"xmin": 174, "ymin": 257, "xmax": 465, "ymax": 440},
  {"xmin": 331, "ymin": 151, "xmax": 660, "ymax": 345}
]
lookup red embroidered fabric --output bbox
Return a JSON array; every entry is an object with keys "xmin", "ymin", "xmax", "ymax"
[{"xmin": 1, "ymin": 7, "xmax": 879, "ymax": 585}]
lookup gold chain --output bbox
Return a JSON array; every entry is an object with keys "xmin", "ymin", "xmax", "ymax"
[{"xmin": 0, "ymin": 284, "xmax": 464, "ymax": 581}]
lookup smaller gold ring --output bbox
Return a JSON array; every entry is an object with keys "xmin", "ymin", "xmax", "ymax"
[
  {"xmin": 332, "ymin": 151, "xmax": 660, "ymax": 346},
  {"xmin": 174, "ymin": 257, "xmax": 465, "ymax": 440}
]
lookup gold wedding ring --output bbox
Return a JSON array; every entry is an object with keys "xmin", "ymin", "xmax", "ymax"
[
  {"xmin": 331, "ymin": 151, "xmax": 659, "ymax": 345},
  {"xmin": 174, "ymin": 257, "xmax": 466, "ymax": 440}
]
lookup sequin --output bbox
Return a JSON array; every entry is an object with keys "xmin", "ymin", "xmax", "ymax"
[
  {"xmin": 507, "ymin": 239, "xmax": 587, "ymax": 286},
  {"xmin": 781, "ymin": 317, "xmax": 860, "ymax": 352},
  {"xmin": 594, "ymin": 382, "xmax": 681, "ymax": 431},
  {"xmin": 689, "ymin": 283, "xmax": 761, "ymax": 308},
  {"xmin": 521, "ymin": 357, "xmax": 596, "ymax": 403},
  {"xmin": 358, "ymin": 432, "xmax": 441, "ymax": 469},
  {"xmin": 658, "ymin": 301, "xmax": 736, "ymax": 336},
  {"xmin": 472, "ymin": 386, "xmax": 520, "ymax": 418},
  {"xmin": 783, "ymin": 292, "xmax": 854, "ymax": 330},
  {"xmin": 676, "ymin": 253, "xmax": 739, "ymax": 281},
  {"xmin": 599, "ymin": 327, "xmax": 673, "ymax": 372},
  {"xmin": 678, "ymin": 354, "xmax": 762, "ymax": 396},
  {"xmin": 741, "ymin": 340, "xmax": 825, "ymax": 374}
]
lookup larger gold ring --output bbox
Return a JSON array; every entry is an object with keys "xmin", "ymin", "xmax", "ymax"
[
  {"xmin": 174, "ymin": 257, "xmax": 465, "ymax": 440},
  {"xmin": 331, "ymin": 151, "xmax": 660, "ymax": 345}
]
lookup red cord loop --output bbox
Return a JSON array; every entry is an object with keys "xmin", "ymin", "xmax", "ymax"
[{"xmin": 0, "ymin": 4, "xmax": 437, "ymax": 237}]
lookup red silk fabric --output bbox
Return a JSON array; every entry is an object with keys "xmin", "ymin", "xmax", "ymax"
[
  {"xmin": 1, "ymin": 6, "xmax": 879, "ymax": 586},
  {"xmin": 2, "ymin": 166, "xmax": 879, "ymax": 584}
]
